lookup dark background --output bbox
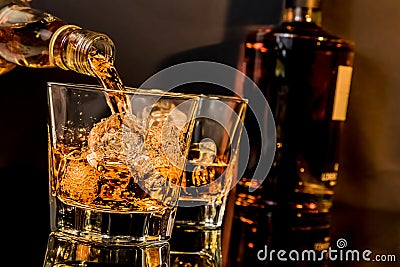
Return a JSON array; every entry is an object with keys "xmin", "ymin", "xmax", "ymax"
[{"xmin": 1, "ymin": 0, "xmax": 399, "ymax": 266}]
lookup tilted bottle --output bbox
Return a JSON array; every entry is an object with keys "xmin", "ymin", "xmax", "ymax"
[
  {"xmin": 0, "ymin": 0, "xmax": 117, "ymax": 83},
  {"xmin": 237, "ymin": 0, "xmax": 355, "ymax": 222}
]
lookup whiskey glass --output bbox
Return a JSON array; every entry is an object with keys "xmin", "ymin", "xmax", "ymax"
[
  {"xmin": 174, "ymin": 94, "xmax": 247, "ymax": 228},
  {"xmin": 170, "ymin": 94, "xmax": 247, "ymax": 266},
  {"xmin": 46, "ymin": 82, "xmax": 199, "ymax": 244}
]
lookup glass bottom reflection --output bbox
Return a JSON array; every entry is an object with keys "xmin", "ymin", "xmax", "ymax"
[
  {"xmin": 169, "ymin": 226, "xmax": 222, "ymax": 267},
  {"xmin": 43, "ymin": 231, "xmax": 169, "ymax": 267}
]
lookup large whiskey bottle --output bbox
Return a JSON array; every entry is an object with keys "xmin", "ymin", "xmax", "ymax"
[{"xmin": 239, "ymin": 0, "xmax": 355, "ymax": 219}]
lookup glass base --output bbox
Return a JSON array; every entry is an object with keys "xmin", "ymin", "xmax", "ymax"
[
  {"xmin": 174, "ymin": 201, "xmax": 225, "ymax": 229},
  {"xmin": 43, "ymin": 231, "xmax": 170, "ymax": 267},
  {"xmin": 50, "ymin": 198, "xmax": 176, "ymax": 244}
]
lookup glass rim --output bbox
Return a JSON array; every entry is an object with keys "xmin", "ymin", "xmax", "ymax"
[
  {"xmin": 47, "ymin": 81, "xmax": 248, "ymax": 103},
  {"xmin": 197, "ymin": 93, "xmax": 248, "ymax": 105},
  {"xmin": 47, "ymin": 82, "xmax": 199, "ymax": 101}
]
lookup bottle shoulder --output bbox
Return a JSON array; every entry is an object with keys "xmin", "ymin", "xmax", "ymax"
[
  {"xmin": 0, "ymin": 4, "xmax": 62, "ymax": 26},
  {"xmin": 246, "ymin": 22, "xmax": 354, "ymax": 49}
]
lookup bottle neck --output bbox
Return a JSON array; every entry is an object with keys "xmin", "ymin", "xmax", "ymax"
[
  {"xmin": 49, "ymin": 24, "xmax": 116, "ymax": 77},
  {"xmin": 282, "ymin": 5, "xmax": 322, "ymax": 26}
]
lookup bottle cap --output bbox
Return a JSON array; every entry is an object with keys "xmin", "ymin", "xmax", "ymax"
[{"xmin": 285, "ymin": 0, "xmax": 320, "ymax": 8}]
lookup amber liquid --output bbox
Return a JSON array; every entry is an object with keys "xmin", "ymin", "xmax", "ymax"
[
  {"xmin": 180, "ymin": 146, "xmax": 229, "ymax": 199},
  {"xmin": 241, "ymin": 21, "xmax": 355, "ymax": 213},
  {"xmin": 51, "ymin": 113, "xmax": 186, "ymax": 214},
  {"xmin": 174, "ymin": 144, "xmax": 232, "ymax": 228},
  {"xmin": 88, "ymin": 50, "xmax": 131, "ymax": 113},
  {"xmin": 0, "ymin": 4, "xmax": 66, "ymax": 73},
  {"xmin": 180, "ymin": 160, "xmax": 229, "ymax": 201}
]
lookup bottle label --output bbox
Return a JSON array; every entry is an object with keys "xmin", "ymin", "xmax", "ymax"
[{"xmin": 332, "ymin": 65, "xmax": 353, "ymax": 121}]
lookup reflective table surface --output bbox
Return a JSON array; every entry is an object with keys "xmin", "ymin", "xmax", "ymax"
[
  {"xmin": 168, "ymin": 188, "xmax": 400, "ymax": 267},
  {"xmin": 220, "ymin": 202, "xmax": 400, "ymax": 267},
  {"xmin": 4, "ymin": 165, "xmax": 399, "ymax": 267}
]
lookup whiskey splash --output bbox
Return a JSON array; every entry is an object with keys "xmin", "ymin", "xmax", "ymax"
[{"xmin": 88, "ymin": 50, "xmax": 131, "ymax": 114}]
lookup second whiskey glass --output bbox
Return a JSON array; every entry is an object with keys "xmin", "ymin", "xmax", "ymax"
[{"xmin": 170, "ymin": 94, "xmax": 247, "ymax": 266}]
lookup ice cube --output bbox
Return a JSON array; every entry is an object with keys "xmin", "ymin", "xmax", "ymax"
[
  {"xmin": 86, "ymin": 108, "xmax": 185, "ymax": 195},
  {"xmin": 143, "ymin": 100, "xmax": 188, "ymax": 130},
  {"xmin": 87, "ymin": 112, "xmax": 143, "ymax": 181},
  {"xmin": 143, "ymin": 120, "xmax": 185, "ymax": 173},
  {"xmin": 143, "ymin": 171, "xmax": 167, "ymax": 191},
  {"xmin": 133, "ymin": 120, "xmax": 185, "ymax": 193},
  {"xmin": 191, "ymin": 139, "xmax": 217, "ymax": 165},
  {"xmin": 169, "ymin": 107, "xmax": 188, "ymax": 130},
  {"xmin": 59, "ymin": 154, "xmax": 99, "ymax": 204}
]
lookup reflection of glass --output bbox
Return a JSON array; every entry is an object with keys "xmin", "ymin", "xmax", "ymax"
[
  {"xmin": 47, "ymin": 82, "xmax": 199, "ymax": 245},
  {"xmin": 174, "ymin": 94, "xmax": 247, "ymax": 228},
  {"xmin": 44, "ymin": 231, "xmax": 170, "ymax": 267},
  {"xmin": 170, "ymin": 227, "xmax": 221, "ymax": 267}
]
